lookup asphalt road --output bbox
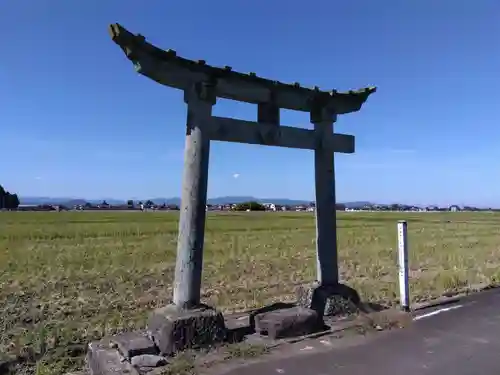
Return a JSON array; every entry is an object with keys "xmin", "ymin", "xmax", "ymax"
[{"xmin": 220, "ymin": 288, "xmax": 500, "ymax": 375}]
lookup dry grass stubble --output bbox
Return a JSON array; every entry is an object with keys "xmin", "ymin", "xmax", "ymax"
[{"xmin": 1, "ymin": 211, "xmax": 499, "ymax": 373}]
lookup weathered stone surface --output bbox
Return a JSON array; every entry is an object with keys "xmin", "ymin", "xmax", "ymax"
[
  {"xmin": 130, "ymin": 354, "xmax": 167, "ymax": 368},
  {"xmin": 87, "ymin": 341, "xmax": 139, "ymax": 375},
  {"xmin": 147, "ymin": 304, "xmax": 227, "ymax": 355},
  {"xmin": 0, "ymin": 352, "xmax": 17, "ymax": 375},
  {"xmin": 111, "ymin": 331, "xmax": 158, "ymax": 359},
  {"xmin": 248, "ymin": 302, "xmax": 296, "ymax": 330},
  {"xmin": 253, "ymin": 306, "xmax": 321, "ymax": 339},
  {"xmin": 296, "ymin": 283, "xmax": 360, "ymax": 317},
  {"xmin": 109, "ymin": 23, "xmax": 376, "ymax": 115}
]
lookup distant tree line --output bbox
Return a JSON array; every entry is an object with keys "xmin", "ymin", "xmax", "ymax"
[
  {"xmin": 234, "ymin": 201, "xmax": 266, "ymax": 211},
  {"xmin": 0, "ymin": 184, "xmax": 20, "ymax": 210},
  {"xmin": 127, "ymin": 199, "xmax": 158, "ymax": 208}
]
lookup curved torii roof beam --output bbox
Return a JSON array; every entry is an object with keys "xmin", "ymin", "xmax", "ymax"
[{"xmin": 108, "ymin": 23, "xmax": 376, "ymax": 115}]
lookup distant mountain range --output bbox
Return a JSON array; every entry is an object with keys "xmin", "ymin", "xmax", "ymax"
[{"xmin": 19, "ymin": 196, "xmax": 372, "ymax": 209}]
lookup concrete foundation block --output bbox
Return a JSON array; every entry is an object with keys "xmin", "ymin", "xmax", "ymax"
[
  {"xmin": 296, "ymin": 282, "xmax": 361, "ymax": 317},
  {"xmin": 147, "ymin": 304, "xmax": 227, "ymax": 356},
  {"xmin": 87, "ymin": 341, "xmax": 139, "ymax": 375},
  {"xmin": 253, "ymin": 306, "xmax": 321, "ymax": 339}
]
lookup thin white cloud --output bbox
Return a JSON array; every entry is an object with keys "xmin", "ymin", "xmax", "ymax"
[
  {"xmin": 358, "ymin": 148, "xmax": 417, "ymax": 156},
  {"xmin": 345, "ymin": 162, "xmax": 398, "ymax": 170},
  {"xmin": 387, "ymin": 149, "xmax": 416, "ymax": 154},
  {"xmin": 232, "ymin": 173, "xmax": 240, "ymax": 179},
  {"xmin": 90, "ymin": 149, "xmax": 185, "ymax": 162},
  {"xmin": 34, "ymin": 176, "xmax": 42, "ymax": 180}
]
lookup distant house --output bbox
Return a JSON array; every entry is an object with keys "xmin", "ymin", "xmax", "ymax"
[
  {"xmin": 306, "ymin": 202, "xmax": 316, "ymax": 212},
  {"xmin": 293, "ymin": 205, "xmax": 307, "ymax": 211},
  {"xmin": 262, "ymin": 203, "xmax": 277, "ymax": 211},
  {"xmin": 449, "ymin": 205, "xmax": 461, "ymax": 212},
  {"xmin": 98, "ymin": 201, "xmax": 111, "ymax": 209}
]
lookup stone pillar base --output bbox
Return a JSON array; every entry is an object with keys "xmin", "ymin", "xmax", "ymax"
[
  {"xmin": 296, "ymin": 282, "xmax": 361, "ymax": 318},
  {"xmin": 147, "ymin": 304, "xmax": 227, "ymax": 356}
]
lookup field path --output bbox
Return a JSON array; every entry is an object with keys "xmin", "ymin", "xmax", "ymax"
[{"xmin": 216, "ymin": 288, "xmax": 500, "ymax": 375}]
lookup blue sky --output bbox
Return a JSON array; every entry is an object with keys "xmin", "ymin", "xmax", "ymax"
[{"xmin": 2, "ymin": 0, "xmax": 500, "ymax": 206}]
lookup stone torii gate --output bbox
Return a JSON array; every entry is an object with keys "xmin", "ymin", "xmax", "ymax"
[{"xmin": 109, "ymin": 23, "xmax": 375, "ymax": 353}]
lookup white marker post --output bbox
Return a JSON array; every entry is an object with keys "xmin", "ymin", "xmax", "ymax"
[{"xmin": 397, "ymin": 220, "xmax": 410, "ymax": 312}]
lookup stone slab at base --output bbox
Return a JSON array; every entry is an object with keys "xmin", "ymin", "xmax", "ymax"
[
  {"xmin": 296, "ymin": 283, "xmax": 361, "ymax": 318},
  {"xmin": 147, "ymin": 304, "xmax": 227, "ymax": 356},
  {"xmin": 254, "ymin": 306, "xmax": 322, "ymax": 339},
  {"xmin": 130, "ymin": 354, "xmax": 167, "ymax": 368},
  {"xmin": 111, "ymin": 331, "xmax": 159, "ymax": 359},
  {"xmin": 87, "ymin": 341, "xmax": 139, "ymax": 375},
  {"xmin": 248, "ymin": 302, "xmax": 296, "ymax": 330}
]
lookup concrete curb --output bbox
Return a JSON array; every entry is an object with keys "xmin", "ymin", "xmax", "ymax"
[{"xmin": 410, "ymin": 282, "xmax": 499, "ymax": 312}]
